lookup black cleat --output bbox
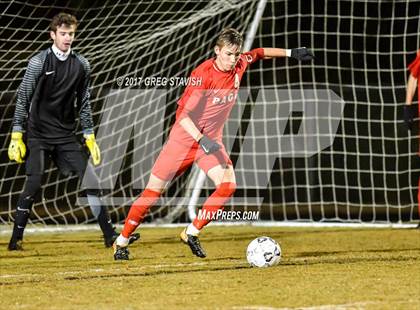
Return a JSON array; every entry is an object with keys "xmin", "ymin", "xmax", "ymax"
[
  {"xmin": 8, "ymin": 239, "xmax": 23, "ymax": 251},
  {"xmin": 180, "ymin": 228, "xmax": 206, "ymax": 258},
  {"xmin": 113, "ymin": 243, "xmax": 130, "ymax": 260},
  {"xmin": 105, "ymin": 232, "xmax": 140, "ymax": 248},
  {"xmin": 128, "ymin": 233, "xmax": 140, "ymax": 245}
]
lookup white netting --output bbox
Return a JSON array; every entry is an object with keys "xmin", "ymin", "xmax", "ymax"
[
  {"xmin": 212, "ymin": 0, "xmax": 419, "ymax": 223},
  {"xmin": 0, "ymin": 0, "xmax": 258, "ymax": 225}
]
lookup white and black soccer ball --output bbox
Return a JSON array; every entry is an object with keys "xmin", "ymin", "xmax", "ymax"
[{"xmin": 246, "ymin": 236, "xmax": 281, "ymax": 267}]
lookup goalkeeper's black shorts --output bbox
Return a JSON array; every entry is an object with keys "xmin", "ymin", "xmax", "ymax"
[{"xmin": 25, "ymin": 139, "xmax": 88, "ymax": 176}]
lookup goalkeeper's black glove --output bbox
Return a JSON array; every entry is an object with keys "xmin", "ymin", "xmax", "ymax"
[
  {"xmin": 291, "ymin": 47, "xmax": 314, "ymax": 61},
  {"xmin": 199, "ymin": 135, "xmax": 220, "ymax": 155},
  {"xmin": 403, "ymin": 105, "xmax": 415, "ymax": 131}
]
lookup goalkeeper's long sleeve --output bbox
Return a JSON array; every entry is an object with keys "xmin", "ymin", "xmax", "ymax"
[
  {"xmin": 12, "ymin": 50, "xmax": 47, "ymax": 132},
  {"xmin": 75, "ymin": 54, "xmax": 94, "ymax": 135}
]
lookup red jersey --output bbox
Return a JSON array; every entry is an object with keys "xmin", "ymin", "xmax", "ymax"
[
  {"xmin": 169, "ymin": 48, "xmax": 265, "ymax": 145},
  {"xmin": 408, "ymin": 51, "xmax": 420, "ymax": 155},
  {"xmin": 408, "ymin": 51, "xmax": 420, "ymax": 89},
  {"xmin": 408, "ymin": 52, "xmax": 420, "ymax": 113}
]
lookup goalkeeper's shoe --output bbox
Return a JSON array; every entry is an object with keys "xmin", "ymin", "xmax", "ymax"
[
  {"xmin": 104, "ymin": 231, "xmax": 140, "ymax": 248},
  {"xmin": 113, "ymin": 243, "xmax": 130, "ymax": 260},
  {"xmin": 8, "ymin": 238, "xmax": 23, "ymax": 251},
  {"xmin": 180, "ymin": 228, "xmax": 206, "ymax": 258}
]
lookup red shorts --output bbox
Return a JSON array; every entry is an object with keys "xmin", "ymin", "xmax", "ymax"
[{"xmin": 151, "ymin": 138, "xmax": 232, "ymax": 182}]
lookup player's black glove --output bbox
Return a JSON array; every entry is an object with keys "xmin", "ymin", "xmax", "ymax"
[
  {"xmin": 291, "ymin": 47, "xmax": 314, "ymax": 61},
  {"xmin": 199, "ymin": 135, "xmax": 220, "ymax": 155},
  {"xmin": 403, "ymin": 105, "xmax": 415, "ymax": 131}
]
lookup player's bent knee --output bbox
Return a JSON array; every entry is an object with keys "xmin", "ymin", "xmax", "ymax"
[{"xmin": 216, "ymin": 182, "xmax": 236, "ymax": 197}]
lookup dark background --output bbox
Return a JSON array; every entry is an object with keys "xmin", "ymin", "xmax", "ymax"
[{"xmin": 0, "ymin": 0, "xmax": 419, "ymax": 224}]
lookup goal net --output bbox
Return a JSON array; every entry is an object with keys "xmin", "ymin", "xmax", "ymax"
[
  {"xmin": 226, "ymin": 0, "xmax": 420, "ymax": 223},
  {"xmin": 0, "ymin": 0, "xmax": 418, "ymax": 228}
]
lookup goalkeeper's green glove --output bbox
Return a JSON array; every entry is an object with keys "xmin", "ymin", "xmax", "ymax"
[
  {"xmin": 84, "ymin": 133, "xmax": 101, "ymax": 166},
  {"xmin": 8, "ymin": 132, "xmax": 26, "ymax": 164}
]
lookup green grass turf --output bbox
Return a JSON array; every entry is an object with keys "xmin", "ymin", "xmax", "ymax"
[{"xmin": 0, "ymin": 226, "xmax": 419, "ymax": 309}]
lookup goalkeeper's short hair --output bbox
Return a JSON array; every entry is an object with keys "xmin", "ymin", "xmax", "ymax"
[
  {"xmin": 216, "ymin": 28, "xmax": 243, "ymax": 49},
  {"xmin": 50, "ymin": 12, "xmax": 78, "ymax": 32}
]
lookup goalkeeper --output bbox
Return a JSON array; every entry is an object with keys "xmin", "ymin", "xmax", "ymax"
[
  {"xmin": 113, "ymin": 28, "xmax": 314, "ymax": 260},
  {"xmin": 7, "ymin": 13, "xmax": 139, "ymax": 250}
]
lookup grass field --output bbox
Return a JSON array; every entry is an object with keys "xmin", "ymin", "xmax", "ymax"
[{"xmin": 1, "ymin": 226, "xmax": 419, "ymax": 309}]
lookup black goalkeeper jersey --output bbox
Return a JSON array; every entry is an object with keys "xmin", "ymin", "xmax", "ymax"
[{"xmin": 12, "ymin": 47, "xmax": 94, "ymax": 143}]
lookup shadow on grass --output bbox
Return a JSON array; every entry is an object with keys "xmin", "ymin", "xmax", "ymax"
[{"xmin": 0, "ymin": 264, "xmax": 250, "ymax": 286}]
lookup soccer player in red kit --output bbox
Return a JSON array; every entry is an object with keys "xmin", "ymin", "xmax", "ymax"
[
  {"xmin": 113, "ymin": 28, "xmax": 314, "ymax": 260},
  {"xmin": 404, "ymin": 50, "xmax": 420, "ymax": 225}
]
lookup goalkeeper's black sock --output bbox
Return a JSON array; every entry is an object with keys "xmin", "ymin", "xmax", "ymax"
[
  {"xmin": 97, "ymin": 206, "xmax": 116, "ymax": 240},
  {"xmin": 87, "ymin": 193, "xmax": 116, "ymax": 239},
  {"xmin": 11, "ymin": 196, "xmax": 34, "ymax": 241}
]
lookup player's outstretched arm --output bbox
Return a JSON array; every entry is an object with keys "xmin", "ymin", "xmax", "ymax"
[
  {"xmin": 262, "ymin": 47, "xmax": 314, "ymax": 61},
  {"xmin": 404, "ymin": 74, "xmax": 417, "ymax": 131}
]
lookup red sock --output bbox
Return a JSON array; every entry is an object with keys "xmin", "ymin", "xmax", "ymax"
[
  {"xmin": 121, "ymin": 189, "xmax": 161, "ymax": 238},
  {"xmin": 193, "ymin": 182, "xmax": 236, "ymax": 230}
]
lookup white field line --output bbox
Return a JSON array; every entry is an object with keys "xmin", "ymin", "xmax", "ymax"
[
  {"xmin": 233, "ymin": 299, "xmax": 420, "ymax": 310},
  {"xmin": 0, "ymin": 221, "xmax": 417, "ymax": 235}
]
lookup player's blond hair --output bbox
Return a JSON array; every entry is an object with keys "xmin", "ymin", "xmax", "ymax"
[
  {"xmin": 216, "ymin": 28, "xmax": 243, "ymax": 49},
  {"xmin": 50, "ymin": 13, "xmax": 78, "ymax": 32}
]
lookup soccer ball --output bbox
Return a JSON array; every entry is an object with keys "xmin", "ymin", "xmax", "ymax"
[{"xmin": 246, "ymin": 236, "xmax": 281, "ymax": 267}]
